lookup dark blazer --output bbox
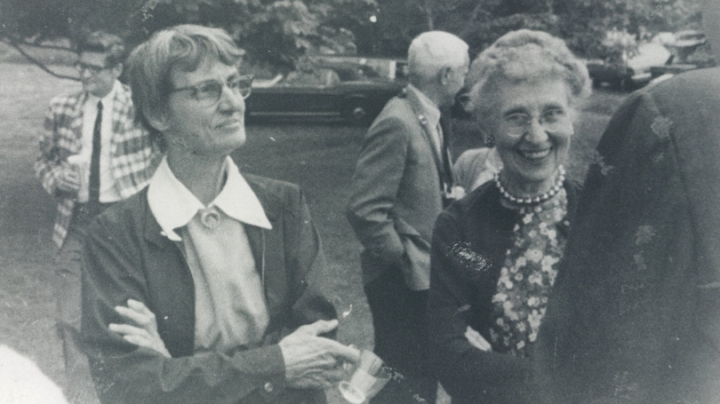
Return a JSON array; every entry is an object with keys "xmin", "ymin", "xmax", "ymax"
[
  {"xmin": 347, "ymin": 87, "xmax": 452, "ymax": 290},
  {"xmin": 428, "ymin": 181, "xmax": 581, "ymax": 404},
  {"xmin": 81, "ymin": 174, "xmax": 336, "ymax": 404},
  {"xmin": 535, "ymin": 68, "xmax": 720, "ymax": 404}
]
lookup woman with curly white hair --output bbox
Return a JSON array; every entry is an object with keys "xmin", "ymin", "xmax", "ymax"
[{"xmin": 427, "ymin": 29, "xmax": 591, "ymax": 404}]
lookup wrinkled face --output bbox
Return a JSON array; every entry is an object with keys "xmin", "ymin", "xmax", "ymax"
[
  {"xmin": 161, "ymin": 59, "xmax": 247, "ymax": 158},
  {"xmin": 78, "ymin": 51, "xmax": 121, "ymax": 97},
  {"xmin": 492, "ymin": 78, "xmax": 574, "ymax": 189},
  {"xmin": 441, "ymin": 55, "xmax": 470, "ymax": 108}
]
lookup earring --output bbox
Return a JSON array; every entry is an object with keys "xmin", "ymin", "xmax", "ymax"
[{"xmin": 485, "ymin": 133, "xmax": 495, "ymax": 148}]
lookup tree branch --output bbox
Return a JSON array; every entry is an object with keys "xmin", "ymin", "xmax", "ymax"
[
  {"xmin": 12, "ymin": 40, "xmax": 75, "ymax": 52},
  {"xmin": 423, "ymin": 0, "xmax": 434, "ymax": 30},
  {"xmin": 458, "ymin": 2, "xmax": 490, "ymax": 38},
  {"xmin": 4, "ymin": 40, "xmax": 79, "ymax": 81}
]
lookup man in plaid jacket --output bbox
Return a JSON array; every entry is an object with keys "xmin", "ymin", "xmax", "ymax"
[{"xmin": 35, "ymin": 31, "xmax": 159, "ymax": 403}]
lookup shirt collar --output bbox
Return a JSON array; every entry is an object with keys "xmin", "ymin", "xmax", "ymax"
[
  {"xmin": 407, "ymin": 84, "xmax": 441, "ymax": 127},
  {"xmin": 148, "ymin": 156, "xmax": 272, "ymax": 241},
  {"xmin": 86, "ymin": 80, "xmax": 119, "ymax": 107}
]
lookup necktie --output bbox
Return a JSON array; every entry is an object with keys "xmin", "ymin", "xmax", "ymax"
[
  {"xmin": 88, "ymin": 101, "xmax": 103, "ymax": 205},
  {"xmin": 438, "ymin": 117, "xmax": 453, "ymax": 186}
]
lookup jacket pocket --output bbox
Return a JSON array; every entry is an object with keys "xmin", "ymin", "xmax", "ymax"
[{"xmin": 399, "ymin": 234, "xmax": 431, "ymax": 291}]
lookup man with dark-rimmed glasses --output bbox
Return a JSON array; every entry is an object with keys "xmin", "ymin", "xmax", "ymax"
[{"xmin": 35, "ymin": 30, "xmax": 159, "ymax": 403}]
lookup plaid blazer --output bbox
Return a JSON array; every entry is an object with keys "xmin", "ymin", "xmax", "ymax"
[{"xmin": 35, "ymin": 82, "xmax": 161, "ymax": 248}]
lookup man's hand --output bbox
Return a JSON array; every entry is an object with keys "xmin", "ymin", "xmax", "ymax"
[
  {"xmin": 279, "ymin": 319, "xmax": 360, "ymax": 390},
  {"xmin": 109, "ymin": 299, "xmax": 171, "ymax": 358},
  {"xmin": 56, "ymin": 168, "xmax": 81, "ymax": 193}
]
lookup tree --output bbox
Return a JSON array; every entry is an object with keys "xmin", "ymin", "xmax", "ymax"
[
  {"xmin": 370, "ymin": 0, "xmax": 558, "ymax": 57},
  {"xmin": 370, "ymin": 0, "xmax": 702, "ymax": 59},
  {"xmin": 0, "ymin": 0, "xmax": 704, "ymax": 77},
  {"xmin": 0, "ymin": 0, "xmax": 377, "ymax": 77},
  {"xmin": 555, "ymin": 0, "xmax": 702, "ymax": 58}
]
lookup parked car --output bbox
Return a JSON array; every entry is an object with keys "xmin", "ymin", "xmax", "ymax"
[
  {"xmin": 650, "ymin": 30, "xmax": 716, "ymax": 82},
  {"xmin": 313, "ymin": 55, "xmax": 407, "ymax": 81},
  {"xmin": 246, "ymin": 64, "xmax": 405, "ymax": 125},
  {"xmin": 586, "ymin": 42, "xmax": 671, "ymax": 91}
]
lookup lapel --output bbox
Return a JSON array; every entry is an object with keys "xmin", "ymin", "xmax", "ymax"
[
  {"xmin": 108, "ymin": 82, "xmax": 130, "ymax": 160},
  {"xmin": 402, "ymin": 87, "xmax": 457, "ymax": 190},
  {"xmin": 240, "ymin": 179, "xmax": 287, "ymax": 323},
  {"xmin": 402, "ymin": 87, "xmax": 445, "ymax": 176},
  {"xmin": 64, "ymin": 91, "xmax": 88, "ymax": 158},
  {"xmin": 142, "ymin": 175, "xmax": 288, "ymax": 334},
  {"xmin": 141, "ymin": 192, "xmax": 196, "ymax": 355},
  {"xmin": 111, "ymin": 83, "xmax": 132, "ymax": 136}
]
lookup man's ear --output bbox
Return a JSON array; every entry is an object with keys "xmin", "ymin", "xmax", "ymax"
[
  {"xmin": 439, "ymin": 66, "xmax": 452, "ymax": 85},
  {"xmin": 111, "ymin": 63, "xmax": 123, "ymax": 80}
]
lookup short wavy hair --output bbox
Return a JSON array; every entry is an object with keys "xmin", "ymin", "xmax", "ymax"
[
  {"xmin": 127, "ymin": 24, "xmax": 245, "ymax": 149},
  {"xmin": 78, "ymin": 31, "xmax": 126, "ymax": 67},
  {"xmin": 466, "ymin": 29, "xmax": 591, "ymax": 127},
  {"xmin": 408, "ymin": 31, "xmax": 469, "ymax": 86}
]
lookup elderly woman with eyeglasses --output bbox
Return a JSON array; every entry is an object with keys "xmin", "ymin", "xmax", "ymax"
[
  {"xmin": 427, "ymin": 29, "xmax": 591, "ymax": 404},
  {"xmin": 80, "ymin": 25, "xmax": 359, "ymax": 404}
]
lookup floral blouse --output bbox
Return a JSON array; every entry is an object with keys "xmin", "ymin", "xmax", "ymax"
[{"xmin": 489, "ymin": 188, "xmax": 569, "ymax": 357}]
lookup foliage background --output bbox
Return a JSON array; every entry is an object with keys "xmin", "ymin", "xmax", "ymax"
[{"xmin": 0, "ymin": 0, "xmax": 706, "ymax": 74}]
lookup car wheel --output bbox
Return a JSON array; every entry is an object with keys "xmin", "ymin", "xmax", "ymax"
[{"xmin": 342, "ymin": 100, "xmax": 371, "ymax": 126}]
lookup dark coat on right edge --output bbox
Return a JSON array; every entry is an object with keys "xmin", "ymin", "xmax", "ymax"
[{"xmin": 535, "ymin": 68, "xmax": 720, "ymax": 404}]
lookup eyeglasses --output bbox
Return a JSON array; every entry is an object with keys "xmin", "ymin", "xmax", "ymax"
[
  {"xmin": 74, "ymin": 61, "xmax": 110, "ymax": 75},
  {"xmin": 170, "ymin": 74, "xmax": 254, "ymax": 106},
  {"xmin": 502, "ymin": 108, "xmax": 571, "ymax": 137}
]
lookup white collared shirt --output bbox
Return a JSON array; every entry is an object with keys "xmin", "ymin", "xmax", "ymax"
[
  {"xmin": 80, "ymin": 80, "xmax": 122, "ymax": 203},
  {"xmin": 148, "ymin": 156, "xmax": 272, "ymax": 241},
  {"xmin": 147, "ymin": 156, "xmax": 273, "ymax": 352}
]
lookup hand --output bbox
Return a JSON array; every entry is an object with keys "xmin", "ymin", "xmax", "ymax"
[
  {"xmin": 449, "ymin": 185, "xmax": 466, "ymax": 200},
  {"xmin": 279, "ymin": 319, "xmax": 360, "ymax": 390},
  {"xmin": 465, "ymin": 326, "xmax": 491, "ymax": 352},
  {"xmin": 109, "ymin": 299, "xmax": 171, "ymax": 358},
  {"xmin": 56, "ymin": 167, "xmax": 80, "ymax": 193}
]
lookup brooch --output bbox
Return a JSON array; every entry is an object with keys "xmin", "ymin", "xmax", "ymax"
[{"xmin": 200, "ymin": 208, "xmax": 220, "ymax": 230}]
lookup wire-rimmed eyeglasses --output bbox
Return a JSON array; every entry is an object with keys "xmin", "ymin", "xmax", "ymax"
[{"xmin": 501, "ymin": 108, "xmax": 572, "ymax": 137}]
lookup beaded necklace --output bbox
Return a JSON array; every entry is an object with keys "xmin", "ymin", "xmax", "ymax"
[{"xmin": 494, "ymin": 166, "xmax": 565, "ymax": 206}]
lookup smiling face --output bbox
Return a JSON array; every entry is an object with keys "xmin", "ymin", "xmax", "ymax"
[
  {"xmin": 491, "ymin": 78, "xmax": 574, "ymax": 194},
  {"xmin": 160, "ymin": 59, "xmax": 246, "ymax": 159}
]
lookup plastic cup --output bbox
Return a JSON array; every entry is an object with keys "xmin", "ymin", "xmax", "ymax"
[
  {"xmin": 67, "ymin": 153, "xmax": 89, "ymax": 202},
  {"xmin": 338, "ymin": 350, "xmax": 392, "ymax": 404}
]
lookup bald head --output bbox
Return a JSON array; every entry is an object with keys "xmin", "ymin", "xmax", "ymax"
[{"xmin": 700, "ymin": 0, "xmax": 720, "ymax": 62}]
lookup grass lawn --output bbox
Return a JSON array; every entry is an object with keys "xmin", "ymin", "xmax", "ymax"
[{"xmin": 0, "ymin": 61, "xmax": 626, "ymax": 401}]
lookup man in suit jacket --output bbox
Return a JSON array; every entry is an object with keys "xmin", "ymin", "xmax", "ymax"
[
  {"xmin": 346, "ymin": 31, "xmax": 469, "ymax": 403},
  {"xmin": 35, "ymin": 31, "xmax": 159, "ymax": 403},
  {"xmin": 534, "ymin": 1, "xmax": 720, "ymax": 402}
]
